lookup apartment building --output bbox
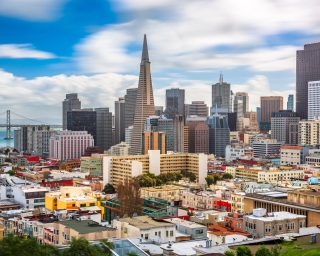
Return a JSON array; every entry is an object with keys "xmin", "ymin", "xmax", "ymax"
[
  {"xmin": 244, "ymin": 209, "xmax": 306, "ymax": 238},
  {"xmin": 103, "ymin": 150, "xmax": 208, "ymax": 187},
  {"xmin": 280, "ymin": 145, "xmax": 308, "ymax": 165},
  {"xmin": 112, "ymin": 216, "xmax": 175, "ymax": 243},
  {"xmin": 140, "ymin": 185, "xmax": 186, "ymax": 202},
  {"xmin": 299, "ymin": 120, "xmax": 320, "ymax": 145},
  {"xmin": 233, "ymin": 167, "xmax": 304, "ymax": 183}
]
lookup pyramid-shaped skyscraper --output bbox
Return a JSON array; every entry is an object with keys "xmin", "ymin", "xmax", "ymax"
[{"xmin": 131, "ymin": 35, "xmax": 155, "ymax": 155}]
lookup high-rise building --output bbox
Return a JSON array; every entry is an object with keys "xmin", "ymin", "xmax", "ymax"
[
  {"xmin": 299, "ymin": 120, "xmax": 320, "ymax": 145},
  {"xmin": 271, "ymin": 110, "xmax": 300, "ymax": 144},
  {"xmin": 165, "ymin": 88, "xmax": 185, "ymax": 118},
  {"xmin": 186, "ymin": 116, "xmax": 209, "ymax": 154},
  {"xmin": 67, "ymin": 109, "xmax": 97, "ymax": 143},
  {"xmin": 174, "ymin": 115, "xmax": 187, "ymax": 153},
  {"xmin": 256, "ymin": 107, "xmax": 261, "ymax": 127},
  {"xmin": 234, "ymin": 92, "xmax": 249, "ymax": 131},
  {"xmin": 207, "ymin": 113, "xmax": 230, "ymax": 157},
  {"xmin": 185, "ymin": 101, "xmax": 208, "ymax": 117},
  {"xmin": 287, "ymin": 94, "xmax": 294, "ymax": 111},
  {"xmin": 234, "ymin": 92, "xmax": 249, "ymax": 114},
  {"xmin": 211, "ymin": 74, "xmax": 231, "ymax": 114},
  {"xmin": 13, "ymin": 125, "xmax": 55, "ymax": 157},
  {"xmin": 124, "ymin": 88, "xmax": 138, "ymax": 129},
  {"xmin": 49, "ymin": 131, "xmax": 94, "ymax": 160},
  {"xmin": 296, "ymin": 42, "xmax": 320, "ymax": 119},
  {"xmin": 131, "ymin": 35, "xmax": 155, "ymax": 155},
  {"xmin": 308, "ymin": 81, "xmax": 320, "ymax": 120},
  {"xmin": 95, "ymin": 108, "xmax": 113, "ymax": 150},
  {"xmin": 142, "ymin": 131, "xmax": 166, "ymax": 154},
  {"xmin": 115, "ymin": 97, "xmax": 126, "ymax": 143},
  {"xmin": 144, "ymin": 116, "xmax": 174, "ymax": 152},
  {"xmin": 125, "ymin": 126, "xmax": 133, "ymax": 147},
  {"xmin": 260, "ymin": 96, "xmax": 283, "ymax": 131},
  {"xmin": 67, "ymin": 108, "xmax": 112, "ymax": 150},
  {"xmin": 155, "ymin": 106, "xmax": 164, "ymax": 116},
  {"xmin": 62, "ymin": 93, "xmax": 81, "ymax": 130},
  {"xmin": 244, "ymin": 112, "xmax": 259, "ymax": 131}
]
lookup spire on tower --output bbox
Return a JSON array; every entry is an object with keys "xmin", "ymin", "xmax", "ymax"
[
  {"xmin": 141, "ymin": 34, "xmax": 149, "ymax": 63},
  {"xmin": 219, "ymin": 72, "xmax": 223, "ymax": 84}
]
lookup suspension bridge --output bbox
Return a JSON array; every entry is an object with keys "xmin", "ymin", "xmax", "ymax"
[{"xmin": 0, "ymin": 110, "xmax": 62, "ymax": 140}]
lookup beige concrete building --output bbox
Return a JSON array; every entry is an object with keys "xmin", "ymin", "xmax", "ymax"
[
  {"xmin": 103, "ymin": 150, "xmax": 208, "ymax": 187},
  {"xmin": 112, "ymin": 216, "xmax": 175, "ymax": 243},
  {"xmin": 140, "ymin": 185, "xmax": 186, "ymax": 201},
  {"xmin": 180, "ymin": 191, "xmax": 216, "ymax": 210},
  {"xmin": 231, "ymin": 192, "xmax": 246, "ymax": 213},
  {"xmin": 109, "ymin": 142, "xmax": 130, "ymax": 156},
  {"xmin": 299, "ymin": 120, "xmax": 320, "ymax": 145},
  {"xmin": 244, "ymin": 210, "xmax": 306, "ymax": 238},
  {"xmin": 230, "ymin": 167, "xmax": 304, "ymax": 183},
  {"xmin": 280, "ymin": 145, "xmax": 308, "ymax": 165}
]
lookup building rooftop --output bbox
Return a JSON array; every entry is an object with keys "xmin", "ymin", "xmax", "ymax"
[
  {"xmin": 119, "ymin": 216, "xmax": 175, "ymax": 230},
  {"xmin": 246, "ymin": 211, "xmax": 306, "ymax": 221},
  {"xmin": 208, "ymin": 225, "xmax": 250, "ymax": 237},
  {"xmin": 59, "ymin": 220, "xmax": 115, "ymax": 234},
  {"xmin": 164, "ymin": 218, "xmax": 206, "ymax": 229}
]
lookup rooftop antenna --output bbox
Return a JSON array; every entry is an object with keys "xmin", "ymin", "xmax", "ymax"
[{"xmin": 219, "ymin": 72, "xmax": 223, "ymax": 84}]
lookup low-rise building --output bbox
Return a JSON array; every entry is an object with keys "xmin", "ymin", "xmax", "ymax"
[
  {"xmin": 244, "ymin": 209, "xmax": 306, "ymax": 238},
  {"xmin": 112, "ymin": 216, "xmax": 176, "ymax": 244},
  {"xmin": 231, "ymin": 192, "xmax": 245, "ymax": 213},
  {"xmin": 280, "ymin": 145, "xmax": 308, "ymax": 165},
  {"xmin": 180, "ymin": 191, "xmax": 216, "ymax": 210},
  {"xmin": 164, "ymin": 218, "xmax": 207, "ymax": 240},
  {"xmin": 140, "ymin": 185, "xmax": 186, "ymax": 202},
  {"xmin": 225, "ymin": 145, "xmax": 253, "ymax": 162}
]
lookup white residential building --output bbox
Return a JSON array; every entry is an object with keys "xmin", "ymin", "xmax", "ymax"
[{"xmin": 49, "ymin": 131, "xmax": 94, "ymax": 160}]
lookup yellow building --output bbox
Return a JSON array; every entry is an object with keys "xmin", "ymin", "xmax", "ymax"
[
  {"xmin": 45, "ymin": 187, "xmax": 106, "ymax": 218},
  {"xmin": 103, "ymin": 150, "xmax": 208, "ymax": 187},
  {"xmin": 140, "ymin": 185, "xmax": 186, "ymax": 201}
]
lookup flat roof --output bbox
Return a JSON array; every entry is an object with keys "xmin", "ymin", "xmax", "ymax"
[
  {"xmin": 164, "ymin": 218, "xmax": 206, "ymax": 229},
  {"xmin": 59, "ymin": 220, "xmax": 115, "ymax": 234},
  {"xmin": 119, "ymin": 216, "xmax": 175, "ymax": 230},
  {"xmin": 246, "ymin": 211, "xmax": 306, "ymax": 221}
]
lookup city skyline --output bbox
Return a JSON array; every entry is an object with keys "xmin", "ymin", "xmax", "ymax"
[{"xmin": 1, "ymin": 1, "xmax": 320, "ymax": 122}]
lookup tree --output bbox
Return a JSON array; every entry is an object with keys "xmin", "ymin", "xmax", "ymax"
[
  {"xmin": 103, "ymin": 183, "xmax": 116, "ymax": 194},
  {"xmin": 225, "ymin": 250, "xmax": 236, "ymax": 256},
  {"xmin": 205, "ymin": 176, "xmax": 215, "ymax": 186},
  {"xmin": 255, "ymin": 247, "xmax": 272, "ymax": 256},
  {"xmin": 117, "ymin": 178, "xmax": 143, "ymax": 217},
  {"xmin": 222, "ymin": 173, "xmax": 233, "ymax": 179},
  {"xmin": 0, "ymin": 234, "xmax": 59, "ymax": 256},
  {"xmin": 62, "ymin": 238, "xmax": 105, "ymax": 256},
  {"xmin": 236, "ymin": 246, "xmax": 252, "ymax": 256}
]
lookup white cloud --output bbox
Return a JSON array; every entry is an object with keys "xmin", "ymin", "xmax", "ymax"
[
  {"xmin": 0, "ymin": 0, "xmax": 66, "ymax": 21},
  {"xmin": 0, "ymin": 44, "xmax": 56, "ymax": 59},
  {"xmin": 0, "ymin": 69, "xmax": 138, "ymax": 124},
  {"xmin": 75, "ymin": 0, "xmax": 320, "ymax": 74}
]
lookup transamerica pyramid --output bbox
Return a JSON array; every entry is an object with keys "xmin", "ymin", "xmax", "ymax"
[{"xmin": 130, "ymin": 34, "xmax": 155, "ymax": 155}]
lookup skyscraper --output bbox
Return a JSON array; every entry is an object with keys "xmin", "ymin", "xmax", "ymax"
[
  {"xmin": 67, "ymin": 109, "xmax": 97, "ymax": 143},
  {"xmin": 296, "ymin": 42, "xmax": 320, "ymax": 119},
  {"xmin": 95, "ymin": 108, "xmax": 113, "ymax": 150},
  {"xmin": 62, "ymin": 93, "xmax": 81, "ymax": 130},
  {"xmin": 185, "ymin": 101, "xmax": 208, "ymax": 117},
  {"xmin": 115, "ymin": 97, "xmax": 126, "ymax": 143},
  {"xmin": 124, "ymin": 88, "xmax": 138, "ymax": 129},
  {"xmin": 211, "ymin": 74, "xmax": 231, "ymax": 114},
  {"xmin": 131, "ymin": 35, "xmax": 155, "ymax": 155},
  {"xmin": 271, "ymin": 110, "xmax": 300, "ymax": 144},
  {"xmin": 207, "ymin": 113, "xmax": 230, "ymax": 157},
  {"xmin": 308, "ymin": 81, "xmax": 320, "ymax": 120},
  {"xmin": 260, "ymin": 96, "xmax": 283, "ymax": 131},
  {"xmin": 174, "ymin": 115, "xmax": 186, "ymax": 153},
  {"xmin": 234, "ymin": 92, "xmax": 249, "ymax": 131},
  {"xmin": 287, "ymin": 94, "xmax": 294, "ymax": 111},
  {"xmin": 165, "ymin": 88, "xmax": 185, "ymax": 118},
  {"xmin": 186, "ymin": 116, "xmax": 209, "ymax": 154}
]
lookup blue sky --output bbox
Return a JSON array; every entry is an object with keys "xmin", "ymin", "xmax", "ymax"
[{"xmin": 0, "ymin": 0, "xmax": 319, "ymax": 123}]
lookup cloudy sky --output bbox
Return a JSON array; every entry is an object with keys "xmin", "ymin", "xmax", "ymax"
[{"xmin": 0, "ymin": 0, "xmax": 319, "ymax": 124}]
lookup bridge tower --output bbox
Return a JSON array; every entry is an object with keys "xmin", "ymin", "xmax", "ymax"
[{"xmin": 5, "ymin": 110, "xmax": 11, "ymax": 140}]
